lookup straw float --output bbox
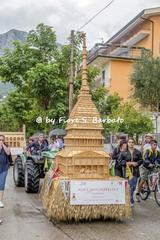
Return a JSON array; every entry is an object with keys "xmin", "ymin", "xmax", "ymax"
[{"xmin": 41, "ymin": 33, "xmax": 132, "ymax": 222}]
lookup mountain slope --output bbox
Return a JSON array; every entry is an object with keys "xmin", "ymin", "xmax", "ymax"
[
  {"xmin": 0, "ymin": 28, "xmax": 61, "ymax": 101},
  {"xmin": 0, "ymin": 29, "xmax": 28, "ymax": 56},
  {"xmin": 0, "ymin": 29, "xmax": 27, "ymax": 101}
]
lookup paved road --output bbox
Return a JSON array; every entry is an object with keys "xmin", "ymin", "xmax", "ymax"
[{"xmin": 0, "ymin": 169, "xmax": 160, "ymax": 240}]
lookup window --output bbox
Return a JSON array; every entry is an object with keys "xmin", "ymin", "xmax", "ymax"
[{"xmin": 101, "ymin": 63, "xmax": 111, "ymax": 87}]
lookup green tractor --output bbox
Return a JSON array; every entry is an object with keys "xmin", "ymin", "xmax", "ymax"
[{"xmin": 13, "ymin": 150, "xmax": 58, "ymax": 193}]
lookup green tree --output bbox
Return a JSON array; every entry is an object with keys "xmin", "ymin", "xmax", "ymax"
[
  {"xmin": 0, "ymin": 24, "xmax": 67, "ymax": 132},
  {"xmin": 92, "ymin": 89, "xmax": 122, "ymax": 116},
  {"xmin": 27, "ymin": 23, "xmax": 58, "ymax": 62},
  {"xmin": 0, "ymin": 103, "xmax": 19, "ymax": 131},
  {"xmin": 107, "ymin": 102, "xmax": 153, "ymax": 137},
  {"xmin": 0, "ymin": 24, "xmax": 122, "ymax": 135},
  {"xmin": 5, "ymin": 90, "xmax": 33, "ymax": 124},
  {"xmin": 131, "ymin": 49, "xmax": 160, "ymax": 111},
  {"xmin": 0, "ymin": 25, "xmax": 97, "ymax": 133},
  {"xmin": 26, "ymin": 63, "xmax": 67, "ymax": 110},
  {"xmin": 0, "ymin": 89, "xmax": 35, "ymax": 133},
  {"xmin": 0, "ymin": 23, "xmax": 58, "ymax": 88}
]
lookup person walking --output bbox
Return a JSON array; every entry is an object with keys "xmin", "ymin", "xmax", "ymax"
[
  {"xmin": 0, "ymin": 135, "xmax": 11, "ymax": 224},
  {"xmin": 113, "ymin": 140, "xmax": 127, "ymax": 177},
  {"xmin": 118, "ymin": 138, "xmax": 143, "ymax": 207}
]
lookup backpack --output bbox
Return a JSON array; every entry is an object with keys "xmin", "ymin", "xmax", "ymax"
[{"xmin": 143, "ymin": 149, "xmax": 158, "ymax": 160}]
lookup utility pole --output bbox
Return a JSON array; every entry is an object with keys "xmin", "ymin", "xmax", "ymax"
[{"xmin": 69, "ymin": 30, "xmax": 75, "ymax": 114}]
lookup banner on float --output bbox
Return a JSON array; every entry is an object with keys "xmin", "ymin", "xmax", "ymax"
[{"xmin": 70, "ymin": 180, "xmax": 126, "ymax": 205}]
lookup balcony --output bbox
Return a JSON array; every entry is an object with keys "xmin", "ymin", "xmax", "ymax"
[
  {"xmin": 88, "ymin": 45, "xmax": 144, "ymax": 64},
  {"xmin": 88, "ymin": 31, "xmax": 149, "ymax": 64}
]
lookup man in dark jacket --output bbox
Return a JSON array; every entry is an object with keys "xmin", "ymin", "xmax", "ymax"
[{"xmin": 137, "ymin": 140, "xmax": 160, "ymax": 201}]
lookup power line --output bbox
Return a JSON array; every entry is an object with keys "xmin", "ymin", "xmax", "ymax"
[{"xmin": 77, "ymin": 0, "xmax": 114, "ymax": 31}]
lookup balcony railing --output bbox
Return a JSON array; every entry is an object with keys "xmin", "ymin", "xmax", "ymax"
[{"xmin": 88, "ymin": 45, "xmax": 144, "ymax": 63}]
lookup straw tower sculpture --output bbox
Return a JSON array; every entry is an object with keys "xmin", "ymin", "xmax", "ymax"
[{"xmin": 41, "ymin": 33, "xmax": 132, "ymax": 222}]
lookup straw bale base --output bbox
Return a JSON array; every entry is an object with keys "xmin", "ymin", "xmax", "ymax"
[{"xmin": 41, "ymin": 175, "xmax": 132, "ymax": 222}]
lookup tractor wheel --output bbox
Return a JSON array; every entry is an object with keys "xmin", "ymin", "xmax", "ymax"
[
  {"xmin": 13, "ymin": 156, "xmax": 24, "ymax": 187},
  {"xmin": 25, "ymin": 159, "xmax": 40, "ymax": 193}
]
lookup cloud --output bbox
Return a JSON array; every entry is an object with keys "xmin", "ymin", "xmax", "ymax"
[{"xmin": 0, "ymin": 0, "xmax": 159, "ymax": 48}]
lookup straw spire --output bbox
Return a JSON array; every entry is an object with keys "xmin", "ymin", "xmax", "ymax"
[
  {"xmin": 65, "ymin": 32, "xmax": 104, "ymax": 134},
  {"xmin": 80, "ymin": 32, "xmax": 90, "ymax": 93}
]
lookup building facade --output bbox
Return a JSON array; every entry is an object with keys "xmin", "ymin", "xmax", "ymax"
[{"xmin": 88, "ymin": 7, "xmax": 160, "ymax": 102}]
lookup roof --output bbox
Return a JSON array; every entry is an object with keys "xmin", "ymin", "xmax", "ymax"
[{"xmin": 106, "ymin": 7, "xmax": 160, "ymax": 44}]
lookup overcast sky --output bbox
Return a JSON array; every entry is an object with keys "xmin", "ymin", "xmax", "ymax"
[{"xmin": 0, "ymin": 0, "xmax": 160, "ymax": 48}]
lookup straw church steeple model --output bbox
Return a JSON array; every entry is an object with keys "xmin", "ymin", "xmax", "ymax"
[
  {"xmin": 56, "ymin": 33, "xmax": 110, "ymax": 179},
  {"xmin": 41, "ymin": 34, "xmax": 131, "ymax": 222}
]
